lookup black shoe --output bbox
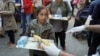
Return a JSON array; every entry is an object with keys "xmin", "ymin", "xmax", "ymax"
[{"xmin": 20, "ymin": 32, "xmax": 25, "ymax": 36}]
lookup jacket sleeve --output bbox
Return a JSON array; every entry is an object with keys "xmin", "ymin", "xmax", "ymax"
[
  {"xmin": 2, "ymin": 2, "xmax": 15, "ymax": 15},
  {"xmin": 26, "ymin": 23, "xmax": 33, "ymax": 37},
  {"xmin": 92, "ymin": 2, "xmax": 100, "ymax": 20},
  {"xmin": 49, "ymin": 25, "xmax": 56, "ymax": 43},
  {"xmin": 88, "ymin": 1, "xmax": 95, "ymax": 15},
  {"xmin": 65, "ymin": 2, "xmax": 71, "ymax": 16}
]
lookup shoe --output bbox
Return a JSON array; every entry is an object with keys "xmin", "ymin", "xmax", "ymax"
[{"xmin": 20, "ymin": 32, "xmax": 25, "ymax": 36}]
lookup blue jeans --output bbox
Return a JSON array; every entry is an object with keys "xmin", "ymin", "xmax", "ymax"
[{"xmin": 21, "ymin": 13, "xmax": 31, "ymax": 33}]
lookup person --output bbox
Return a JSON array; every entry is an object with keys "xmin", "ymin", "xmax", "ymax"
[
  {"xmin": 67, "ymin": 1, "xmax": 100, "ymax": 55},
  {"xmin": 49, "ymin": 0, "xmax": 71, "ymax": 50},
  {"xmin": 27, "ymin": 6, "xmax": 56, "ymax": 56},
  {"xmin": 87, "ymin": 0, "xmax": 97, "ymax": 47},
  {"xmin": 0, "ymin": 0, "xmax": 17, "ymax": 48},
  {"xmin": 88, "ymin": 0, "xmax": 100, "ymax": 55},
  {"xmin": 20, "ymin": 0, "xmax": 32, "ymax": 36},
  {"xmin": 70, "ymin": 0, "xmax": 79, "ymax": 16}
]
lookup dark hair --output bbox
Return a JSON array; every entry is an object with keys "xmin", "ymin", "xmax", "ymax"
[{"xmin": 35, "ymin": 6, "xmax": 48, "ymax": 18}]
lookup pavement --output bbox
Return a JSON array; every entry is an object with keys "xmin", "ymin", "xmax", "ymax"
[{"xmin": 0, "ymin": 17, "xmax": 88, "ymax": 56}]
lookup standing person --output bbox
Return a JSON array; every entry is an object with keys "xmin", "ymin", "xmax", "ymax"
[
  {"xmin": 67, "ymin": 0, "xmax": 100, "ymax": 55},
  {"xmin": 27, "ymin": 6, "xmax": 56, "ymax": 56},
  {"xmin": 49, "ymin": 0, "xmax": 71, "ymax": 50},
  {"xmin": 0, "ymin": 0, "xmax": 17, "ymax": 48},
  {"xmin": 70, "ymin": 0, "xmax": 74, "ymax": 16},
  {"xmin": 88, "ymin": 0, "xmax": 100, "ymax": 55},
  {"xmin": 87, "ymin": 0, "xmax": 97, "ymax": 47},
  {"xmin": 20, "ymin": 0, "xmax": 32, "ymax": 36},
  {"xmin": 71, "ymin": 0, "xmax": 79, "ymax": 16}
]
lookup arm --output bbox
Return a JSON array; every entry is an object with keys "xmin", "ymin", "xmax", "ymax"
[
  {"xmin": 92, "ymin": 2, "xmax": 100, "ymax": 20},
  {"xmin": 66, "ymin": 2, "xmax": 71, "ymax": 17},
  {"xmin": 26, "ymin": 23, "xmax": 33, "ymax": 37},
  {"xmin": 85, "ymin": 15, "xmax": 92, "ymax": 25},
  {"xmin": 49, "ymin": 25, "xmax": 56, "ymax": 42},
  {"xmin": 2, "ymin": 2, "xmax": 15, "ymax": 15},
  {"xmin": 88, "ymin": 1, "xmax": 95, "ymax": 15},
  {"xmin": 85, "ymin": 25, "xmax": 100, "ymax": 33},
  {"xmin": 42, "ymin": 43, "xmax": 74, "ymax": 56},
  {"xmin": 59, "ymin": 51, "xmax": 74, "ymax": 56}
]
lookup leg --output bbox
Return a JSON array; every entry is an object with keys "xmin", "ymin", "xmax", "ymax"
[
  {"xmin": 71, "ymin": 4, "xmax": 74, "ymax": 16},
  {"xmin": 59, "ymin": 31, "xmax": 66, "ymax": 50},
  {"xmin": 87, "ymin": 31, "xmax": 93, "ymax": 47},
  {"xmin": 26, "ymin": 14, "xmax": 31, "ymax": 25},
  {"xmin": 20, "ymin": 13, "xmax": 27, "ymax": 36},
  {"xmin": 6, "ymin": 30, "xmax": 15, "ymax": 44},
  {"xmin": 55, "ymin": 32, "xmax": 59, "ymax": 46},
  {"xmin": 6, "ymin": 30, "xmax": 15, "ymax": 48},
  {"xmin": 88, "ymin": 33, "xmax": 100, "ymax": 56}
]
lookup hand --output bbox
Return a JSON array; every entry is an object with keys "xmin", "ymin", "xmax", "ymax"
[
  {"xmin": 66, "ymin": 25, "xmax": 86, "ymax": 34},
  {"xmin": 42, "ymin": 43, "xmax": 61, "ymax": 56}
]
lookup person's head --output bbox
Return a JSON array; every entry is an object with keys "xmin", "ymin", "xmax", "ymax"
[
  {"xmin": 55, "ymin": 0, "xmax": 63, "ymax": 4},
  {"xmin": 35, "ymin": 6, "xmax": 49, "ymax": 24}
]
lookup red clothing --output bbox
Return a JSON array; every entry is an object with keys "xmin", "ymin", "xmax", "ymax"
[
  {"xmin": 42, "ymin": 0, "xmax": 51, "ymax": 6},
  {"xmin": 23, "ymin": 0, "xmax": 32, "ymax": 14},
  {"xmin": 73, "ymin": 0, "xmax": 79, "ymax": 5}
]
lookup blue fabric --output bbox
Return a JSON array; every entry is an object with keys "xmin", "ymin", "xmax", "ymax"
[
  {"xmin": 91, "ymin": 0, "xmax": 100, "ymax": 23},
  {"xmin": 88, "ymin": 1, "xmax": 96, "ymax": 15},
  {"xmin": 88, "ymin": 0, "xmax": 99, "ymax": 15},
  {"xmin": 21, "ymin": 13, "xmax": 31, "ymax": 32},
  {"xmin": 15, "ymin": 0, "xmax": 21, "ymax": 3}
]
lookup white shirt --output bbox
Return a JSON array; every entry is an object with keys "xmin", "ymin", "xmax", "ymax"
[{"xmin": 34, "ymin": 0, "xmax": 42, "ymax": 7}]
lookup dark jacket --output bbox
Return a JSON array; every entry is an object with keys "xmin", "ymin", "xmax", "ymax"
[
  {"xmin": 27, "ymin": 19, "xmax": 55, "ymax": 40},
  {"xmin": 88, "ymin": 1, "xmax": 96, "ymax": 15},
  {"xmin": 91, "ymin": 0, "xmax": 100, "ymax": 24}
]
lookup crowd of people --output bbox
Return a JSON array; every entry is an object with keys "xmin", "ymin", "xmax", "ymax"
[{"xmin": 0, "ymin": 0, "xmax": 100, "ymax": 56}]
